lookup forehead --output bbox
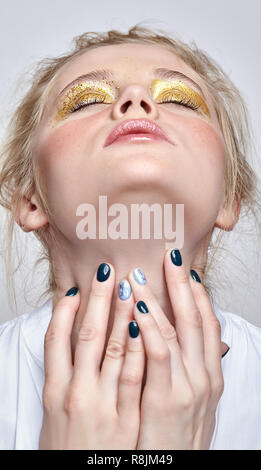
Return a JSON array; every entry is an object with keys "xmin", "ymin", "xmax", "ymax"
[{"xmin": 53, "ymin": 43, "xmax": 207, "ymax": 92}]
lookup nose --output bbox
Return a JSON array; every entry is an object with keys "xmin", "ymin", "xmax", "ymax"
[{"xmin": 111, "ymin": 84, "xmax": 159, "ymax": 120}]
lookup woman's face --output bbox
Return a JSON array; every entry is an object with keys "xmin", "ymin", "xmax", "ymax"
[{"xmin": 33, "ymin": 43, "xmax": 227, "ymax": 247}]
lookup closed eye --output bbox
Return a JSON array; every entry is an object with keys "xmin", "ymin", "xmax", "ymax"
[
  {"xmin": 70, "ymin": 97, "xmax": 107, "ymax": 113},
  {"xmin": 71, "ymin": 96, "xmax": 200, "ymax": 114},
  {"xmin": 159, "ymin": 97, "xmax": 200, "ymax": 111}
]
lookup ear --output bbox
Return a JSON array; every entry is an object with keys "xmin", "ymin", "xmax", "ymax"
[
  {"xmin": 214, "ymin": 195, "xmax": 241, "ymax": 231},
  {"xmin": 12, "ymin": 192, "xmax": 49, "ymax": 232}
]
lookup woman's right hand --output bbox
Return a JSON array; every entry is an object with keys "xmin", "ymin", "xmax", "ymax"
[{"xmin": 39, "ymin": 263, "xmax": 145, "ymax": 450}]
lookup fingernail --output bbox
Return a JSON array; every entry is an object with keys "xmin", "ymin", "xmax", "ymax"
[
  {"xmin": 190, "ymin": 269, "xmax": 201, "ymax": 283},
  {"xmin": 129, "ymin": 321, "xmax": 139, "ymax": 338},
  {"xmin": 65, "ymin": 286, "xmax": 79, "ymax": 296},
  {"xmin": 97, "ymin": 263, "xmax": 111, "ymax": 282},
  {"xmin": 133, "ymin": 267, "xmax": 147, "ymax": 285},
  {"xmin": 119, "ymin": 280, "xmax": 132, "ymax": 300},
  {"xmin": 170, "ymin": 249, "xmax": 182, "ymax": 266},
  {"xmin": 222, "ymin": 347, "xmax": 230, "ymax": 359},
  {"xmin": 137, "ymin": 300, "xmax": 149, "ymax": 313}
]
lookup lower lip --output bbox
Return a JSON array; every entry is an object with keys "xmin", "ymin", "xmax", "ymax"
[{"xmin": 109, "ymin": 133, "xmax": 169, "ymax": 145}]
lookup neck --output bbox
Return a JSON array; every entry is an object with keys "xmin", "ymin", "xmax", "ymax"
[{"xmin": 51, "ymin": 233, "xmax": 210, "ymax": 362}]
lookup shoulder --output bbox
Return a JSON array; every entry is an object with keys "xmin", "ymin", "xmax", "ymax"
[
  {"xmin": 210, "ymin": 303, "xmax": 261, "ymax": 449},
  {"xmin": 213, "ymin": 302, "xmax": 261, "ymax": 355},
  {"xmin": 0, "ymin": 298, "xmax": 52, "ymax": 449},
  {"xmin": 213, "ymin": 303, "xmax": 261, "ymax": 386},
  {"xmin": 0, "ymin": 297, "xmax": 53, "ymax": 333},
  {"xmin": 0, "ymin": 298, "xmax": 53, "ymax": 363}
]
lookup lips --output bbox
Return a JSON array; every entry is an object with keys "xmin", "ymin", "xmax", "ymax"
[{"xmin": 103, "ymin": 118, "xmax": 175, "ymax": 147}]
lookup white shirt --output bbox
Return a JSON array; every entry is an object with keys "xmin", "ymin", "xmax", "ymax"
[{"xmin": 0, "ymin": 297, "xmax": 261, "ymax": 450}]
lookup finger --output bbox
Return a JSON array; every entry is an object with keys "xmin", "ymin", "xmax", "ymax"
[
  {"xmin": 72, "ymin": 263, "xmax": 115, "ymax": 385},
  {"xmin": 189, "ymin": 273, "xmax": 225, "ymax": 393},
  {"xmin": 164, "ymin": 249, "xmax": 206, "ymax": 374},
  {"xmin": 99, "ymin": 280, "xmax": 135, "ymax": 404},
  {"xmin": 128, "ymin": 268, "xmax": 185, "ymax": 377},
  {"xmin": 117, "ymin": 320, "xmax": 145, "ymax": 421},
  {"xmin": 132, "ymin": 300, "xmax": 172, "ymax": 393},
  {"xmin": 44, "ymin": 288, "xmax": 80, "ymax": 387}
]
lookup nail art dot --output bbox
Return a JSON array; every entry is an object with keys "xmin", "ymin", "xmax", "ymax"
[
  {"xmin": 133, "ymin": 267, "xmax": 147, "ymax": 285},
  {"xmin": 119, "ymin": 280, "xmax": 132, "ymax": 300}
]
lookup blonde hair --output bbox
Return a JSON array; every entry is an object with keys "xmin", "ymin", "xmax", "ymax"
[{"xmin": 0, "ymin": 22, "xmax": 261, "ymax": 315}]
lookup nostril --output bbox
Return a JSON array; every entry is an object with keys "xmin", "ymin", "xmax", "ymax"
[
  {"xmin": 120, "ymin": 100, "xmax": 151, "ymax": 114},
  {"xmin": 141, "ymin": 100, "xmax": 151, "ymax": 113},
  {"xmin": 120, "ymin": 100, "xmax": 132, "ymax": 113}
]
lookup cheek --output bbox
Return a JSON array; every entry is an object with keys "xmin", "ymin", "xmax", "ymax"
[
  {"xmin": 34, "ymin": 117, "xmax": 102, "ymax": 233},
  {"xmin": 177, "ymin": 117, "xmax": 226, "ymax": 200},
  {"xmin": 174, "ymin": 117, "xmax": 227, "ymax": 236},
  {"xmin": 36, "ymin": 115, "xmax": 103, "ymax": 191},
  {"xmin": 187, "ymin": 118, "xmax": 226, "ymax": 172},
  {"xmin": 38, "ymin": 119, "xmax": 93, "ymax": 167}
]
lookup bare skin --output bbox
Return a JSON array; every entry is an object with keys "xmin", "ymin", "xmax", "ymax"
[
  {"xmin": 15, "ymin": 43, "xmax": 238, "ymax": 448},
  {"xmin": 39, "ymin": 249, "xmax": 227, "ymax": 449}
]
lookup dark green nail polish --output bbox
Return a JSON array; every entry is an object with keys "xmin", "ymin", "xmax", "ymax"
[
  {"xmin": 190, "ymin": 269, "xmax": 201, "ymax": 283},
  {"xmin": 65, "ymin": 286, "xmax": 78, "ymax": 296},
  {"xmin": 97, "ymin": 263, "xmax": 111, "ymax": 282},
  {"xmin": 137, "ymin": 300, "xmax": 149, "ymax": 314},
  {"xmin": 170, "ymin": 249, "xmax": 182, "ymax": 266},
  {"xmin": 222, "ymin": 347, "xmax": 230, "ymax": 359},
  {"xmin": 129, "ymin": 321, "xmax": 139, "ymax": 338}
]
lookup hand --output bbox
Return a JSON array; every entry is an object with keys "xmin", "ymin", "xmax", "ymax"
[
  {"xmin": 39, "ymin": 263, "xmax": 145, "ymax": 450},
  {"xmin": 128, "ymin": 249, "xmax": 226, "ymax": 450}
]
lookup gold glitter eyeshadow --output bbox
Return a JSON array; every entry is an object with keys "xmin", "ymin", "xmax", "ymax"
[
  {"xmin": 151, "ymin": 79, "xmax": 210, "ymax": 117},
  {"xmin": 53, "ymin": 77, "xmax": 210, "ymax": 123},
  {"xmin": 54, "ymin": 80, "xmax": 117, "ymax": 122}
]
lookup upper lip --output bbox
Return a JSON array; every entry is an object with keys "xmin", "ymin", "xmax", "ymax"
[{"xmin": 103, "ymin": 118, "xmax": 175, "ymax": 147}]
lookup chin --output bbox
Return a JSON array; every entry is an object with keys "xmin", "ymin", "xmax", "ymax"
[{"xmin": 113, "ymin": 149, "xmax": 167, "ymax": 175}]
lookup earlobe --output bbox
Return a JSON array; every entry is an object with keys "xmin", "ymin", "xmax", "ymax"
[
  {"xmin": 13, "ymin": 193, "xmax": 49, "ymax": 232},
  {"xmin": 214, "ymin": 196, "xmax": 241, "ymax": 231}
]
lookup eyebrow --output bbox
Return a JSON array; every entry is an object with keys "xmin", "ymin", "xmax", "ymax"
[{"xmin": 57, "ymin": 67, "xmax": 206, "ymax": 100}]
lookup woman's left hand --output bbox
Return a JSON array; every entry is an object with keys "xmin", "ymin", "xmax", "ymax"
[{"xmin": 128, "ymin": 249, "xmax": 227, "ymax": 450}]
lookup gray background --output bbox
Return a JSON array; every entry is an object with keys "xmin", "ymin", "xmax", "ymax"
[{"xmin": 0, "ymin": 0, "xmax": 260, "ymax": 325}]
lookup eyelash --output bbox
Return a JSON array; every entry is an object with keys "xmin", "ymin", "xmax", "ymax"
[
  {"xmin": 70, "ymin": 97, "xmax": 106, "ymax": 112},
  {"xmin": 160, "ymin": 97, "xmax": 200, "ymax": 111},
  {"xmin": 69, "ymin": 96, "xmax": 200, "ymax": 113}
]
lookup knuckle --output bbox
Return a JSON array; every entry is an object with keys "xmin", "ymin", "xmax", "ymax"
[
  {"xmin": 183, "ymin": 308, "xmax": 203, "ymax": 329},
  {"xmin": 151, "ymin": 346, "xmax": 170, "ymax": 363},
  {"xmin": 212, "ymin": 376, "xmax": 224, "ymax": 401},
  {"xmin": 106, "ymin": 339, "xmax": 125, "ymax": 359},
  {"xmin": 64, "ymin": 387, "xmax": 87, "ymax": 414},
  {"xmin": 120, "ymin": 369, "xmax": 142, "ymax": 386},
  {"xmin": 208, "ymin": 315, "xmax": 221, "ymax": 335},
  {"xmin": 78, "ymin": 325, "xmax": 97, "ymax": 343},
  {"xmin": 42, "ymin": 385, "xmax": 61, "ymax": 414},
  {"xmin": 160, "ymin": 323, "xmax": 177, "ymax": 341},
  {"xmin": 179, "ymin": 389, "xmax": 195, "ymax": 411},
  {"xmin": 44, "ymin": 327, "xmax": 61, "ymax": 345}
]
